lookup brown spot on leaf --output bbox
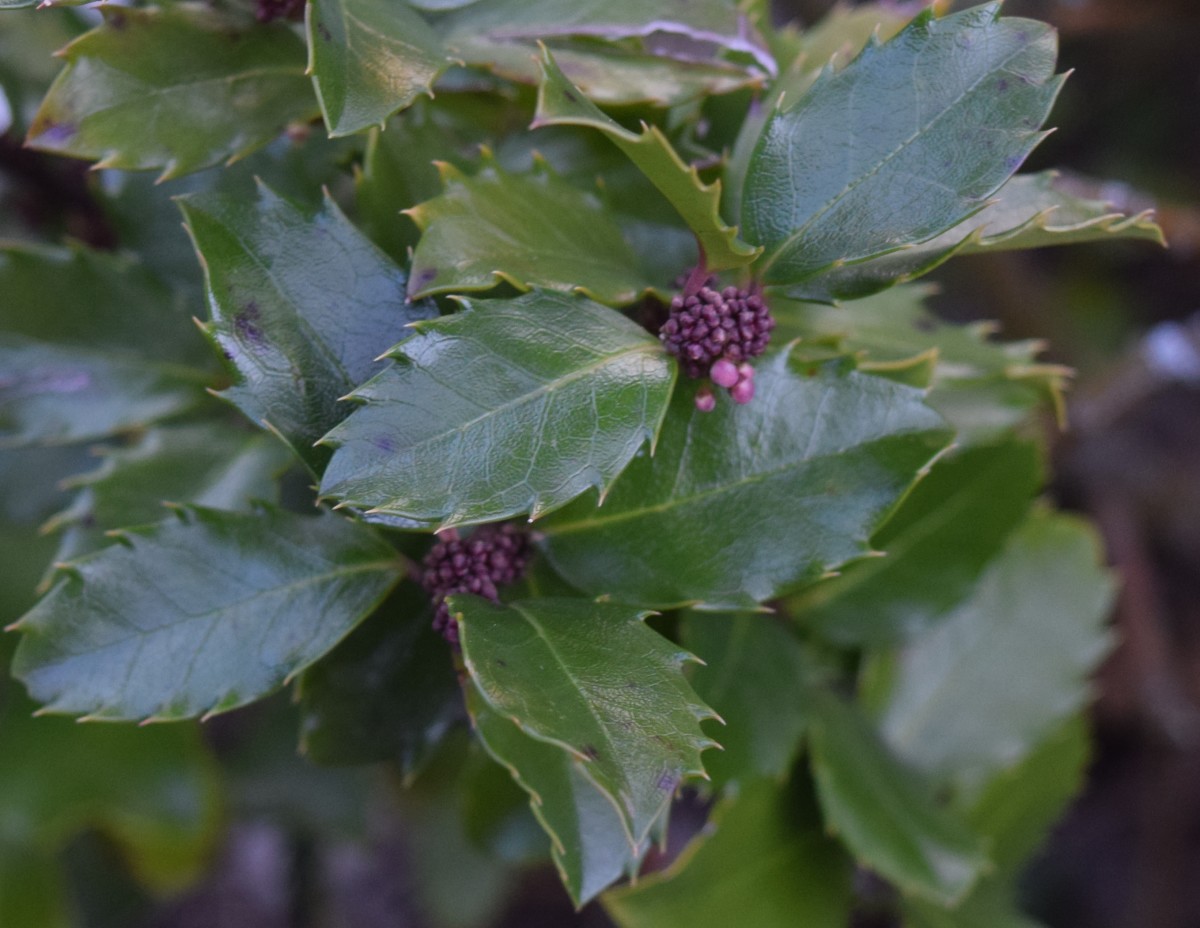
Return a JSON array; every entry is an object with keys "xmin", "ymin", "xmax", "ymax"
[{"xmin": 581, "ymin": 744, "xmax": 601, "ymax": 761}]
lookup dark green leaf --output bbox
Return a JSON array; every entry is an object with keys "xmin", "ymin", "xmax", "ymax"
[
  {"xmin": 809, "ymin": 688, "xmax": 987, "ymax": 905},
  {"xmin": 179, "ymin": 183, "xmax": 436, "ymax": 470},
  {"xmin": 875, "ymin": 512, "xmax": 1113, "ymax": 789},
  {"xmin": 11, "ymin": 505, "xmax": 403, "ymax": 721},
  {"xmin": 903, "ymin": 879, "xmax": 1047, "ymax": 928},
  {"xmin": 454, "ymin": 596, "xmax": 719, "ymax": 846},
  {"xmin": 465, "ymin": 682, "xmax": 644, "ymax": 906},
  {"xmin": 534, "ymin": 50, "xmax": 759, "ymax": 272},
  {"xmin": 604, "ymin": 780, "xmax": 854, "ymax": 928},
  {"xmin": 681, "ymin": 612, "xmax": 812, "ymax": 788},
  {"xmin": 319, "ymin": 291, "xmax": 675, "ymax": 528},
  {"xmin": 743, "ymin": 4, "xmax": 1063, "ymax": 290},
  {"xmin": 308, "ymin": 0, "xmax": 447, "ymax": 137},
  {"xmin": 298, "ymin": 583, "xmax": 461, "ymax": 773},
  {"xmin": 0, "ymin": 245, "xmax": 210, "ymax": 447},
  {"xmin": 0, "ymin": 843, "xmax": 68, "ymax": 928},
  {"xmin": 407, "ymin": 157, "xmax": 654, "ymax": 305},
  {"xmin": 45, "ymin": 422, "xmax": 292, "ymax": 564},
  {"xmin": 795, "ymin": 440, "xmax": 1042, "ymax": 647},
  {"xmin": 26, "ymin": 6, "xmax": 318, "ymax": 180},
  {"xmin": 539, "ymin": 350, "xmax": 951, "ymax": 609}
]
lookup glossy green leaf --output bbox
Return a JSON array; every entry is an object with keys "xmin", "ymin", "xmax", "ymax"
[
  {"xmin": 407, "ymin": 158, "xmax": 654, "ymax": 305},
  {"xmin": 435, "ymin": 0, "xmax": 772, "ymax": 106},
  {"xmin": 604, "ymin": 780, "xmax": 854, "ymax": 928},
  {"xmin": 539, "ymin": 349, "xmax": 951, "ymax": 609},
  {"xmin": 26, "ymin": 6, "xmax": 318, "ymax": 180},
  {"xmin": 681, "ymin": 612, "xmax": 812, "ymax": 789},
  {"xmin": 465, "ymin": 682, "xmax": 644, "ymax": 906},
  {"xmin": 179, "ymin": 183, "xmax": 436, "ymax": 470},
  {"xmin": 0, "ymin": 245, "xmax": 210, "ymax": 447},
  {"xmin": 308, "ymin": 0, "xmax": 446, "ymax": 137},
  {"xmin": 788, "ymin": 171, "xmax": 1164, "ymax": 302},
  {"xmin": 743, "ymin": 4, "xmax": 1063, "ymax": 289},
  {"xmin": 795, "ymin": 440, "xmax": 1041, "ymax": 647},
  {"xmin": 809, "ymin": 688, "xmax": 987, "ymax": 905},
  {"xmin": 319, "ymin": 291, "xmax": 675, "ymax": 528},
  {"xmin": 454, "ymin": 596, "xmax": 719, "ymax": 846},
  {"xmin": 876, "ymin": 512, "xmax": 1113, "ymax": 788},
  {"xmin": 0, "ymin": 691, "xmax": 220, "ymax": 891},
  {"xmin": 45, "ymin": 422, "xmax": 292, "ymax": 565},
  {"xmin": 298, "ymin": 583, "xmax": 461, "ymax": 773},
  {"xmin": 534, "ymin": 50, "xmax": 758, "ymax": 272},
  {"xmin": 11, "ymin": 505, "xmax": 403, "ymax": 721}
]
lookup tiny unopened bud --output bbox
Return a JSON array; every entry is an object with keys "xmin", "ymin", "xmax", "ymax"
[
  {"xmin": 731, "ymin": 378, "xmax": 755, "ymax": 405},
  {"xmin": 710, "ymin": 358, "xmax": 739, "ymax": 388},
  {"xmin": 695, "ymin": 387, "xmax": 717, "ymax": 413}
]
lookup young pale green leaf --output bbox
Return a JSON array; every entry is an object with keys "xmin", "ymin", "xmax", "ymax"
[
  {"xmin": 26, "ymin": 6, "xmax": 318, "ymax": 180},
  {"xmin": 435, "ymin": 0, "xmax": 772, "ymax": 106},
  {"xmin": 464, "ymin": 682, "xmax": 645, "ymax": 906},
  {"xmin": 785, "ymin": 171, "xmax": 1164, "ymax": 301},
  {"xmin": 297, "ymin": 583, "xmax": 461, "ymax": 774},
  {"xmin": 808, "ymin": 688, "xmax": 987, "ymax": 905},
  {"xmin": 11, "ymin": 505, "xmax": 403, "ymax": 721},
  {"xmin": 0, "ymin": 690, "xmax": 220, "ymax": 891},
  {"xmin": 795, "ymin": 440, "xmax": 1041, "ymax": 647},
  {"xmin": 539, "ymin": 349, "xmax": 951, "ymax": 609},
  {"xmin": 604, "ymin": 779, "xmax": 854, "ymax": 928},
  {"xmin": 307, "ymin": 0, "xmax": 447, "ymax": 137},
  {"xmin": 319, "ymin": 291, "xmax": 676, "ymax": 528},
  {"xmin": 407, "ymin": 158, "xmax": 654, "ymax": 305},
  {"xmin": 44, "ymin": 422, "xmax": 292, "ymax": 566},
  {"xmin": 0, "ymin": 245, "xmax": 210, "ymax": 447},
  {"xmin": 681, "ymin": 613, "xmax": 813, "ymax": 789},
  {"xmin": 179, "ymin": 183, "xmax": 435, "ymax": 471},
  {"xmin": 454, "ymin": 596, "xmax": 720, "ymax": 847},
  {"xmin": 743, "ymin": 3, "xmax": 1063, "ymax": 288},
  {"xmin": 876, "ymin": 512, "xmax": 1113, "ymax": 789},
  {"xmin": 533, "ymin": 50, "xmax": 759, "ymax": 272}
]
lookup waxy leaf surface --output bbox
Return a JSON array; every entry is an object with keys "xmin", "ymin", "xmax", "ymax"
[
  {"xmin": 796, "ymin": 440, "xmax": 1041, "ymax": 646},
  {"xmin": 809, "ymin": 689, "xmax": 987, "ymax": 905},
  {"xmin": 320, "ymin": 291, "xmax": 675, "ymax": 528},
  {"xmin": 308, "ymin": 0, "xmax": 446, "ymax": 137},
  {"xmin": 540, "ymin": 350, "xmax": 951, "ymax": 609},
  {"xmin": 877, "ymin": 512, "xmax": 1113, "ymax": 788},
  {"xmin": 454, "ymin": 596, "xmax": 719, "ymax": 846},
  {"xmin": 179, "ymin": 183, "xmax": 435, "ymax": 470},
  {"xmin": 604, "ymin": 780, "xmax": 853, "ymax": 928},
  {"xmin": 27, "ymin": 6, "xmax": 317, "ymax": 180},
  {"xmin": 0, "ymin": 245, "xmax": 209, "ymax": 447},
  {"xmin": 466, "ymin": 683, "xmax": 643, "ymax": 906},
  {"xmin": 407, "ymin": 160, "xmax": 653, "ymax": 305},
  {"xmin": 743, "ymin": 4, "xmax": 1062, "ymax": 288},
  {"xmin": 12, "ymin": 505, "xmax": 402, "ymax": 721},
  {"xmin": 534, "ymin": 51, "xmax": 759, "ymax": 272}
]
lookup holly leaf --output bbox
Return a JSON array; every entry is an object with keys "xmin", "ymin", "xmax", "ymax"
[
  {"xmin": 681, "ymin": 612, "xmax": 813, "ymax": 789},
  {"xmin": 179, "ymin": 182, "xmax": 436, "ymax": 471},
  {"xmin": 0, "ymin": 245, "xmax": 210, "ymax": 448},
  {"xmin": 26, "ymin": 6, "xmax": 318, "ymax": 180},
  {"xmin": 603, "ymin": 779, "xmax": 854, "ymax": 928},
  {"xmin": 307, "ymin": 0, "xmax": 447, "ymax": 137},
  {"xmin": 784, "ymin": 171, "xmax": 1164, "ymax": 301},
  {"xmin": 10, "ymin": 505, "xmax": 403, "ymax": 721},
  {"xmin": 465, "ymin": 682, "xmax": 645, "ymax": 906},
  {"xmin": 808, "ymin": 688, "xmax": 987, "ymax": 905},
  {"xmin": 407, "ymin": 157, "xmax": 654, "ymax": 305},
  {"xmin": 533, "ymin": 49, "xmax": 759, "ymax": 272},
  {"xmin": 538, "ymin": 350, "xmax": 951, "ymax": 609},
  {"xmin": 742, "ymin": 4, "xmax": 1063, "ymax": 288},
  {"xmin": 298, "ymin": 583, "xmax": 461, "ymax": 774},
  {"xmin": 319, "ymin": 291, "xmax": 675, "ymax": 529},
  {"xmin": 44, "ymin": 422, "xmax": 293, "ymax": 565},
  {"xmin": 454, "ymin": 596, "xmax": 719, "ymax": 847},
  {"xmin": 795, "ymin": 440, "xmax": 1041, "ymax": 647},
  {"xmin": 875, "ymin": 512, "xmax": 1113, "ymax": 790}
]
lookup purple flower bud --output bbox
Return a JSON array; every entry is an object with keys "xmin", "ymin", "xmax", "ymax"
[
  {"xmin": 694, "ymin": 387, "xmax": 717, "ymax": 413},
  {"xmin": 659, "ymin": 283, "xmax": 774, "ymax": 381},
  {"xmin": 710, "ymin": 358, "xmax": 739, "ymax": 388},
  {"xmin": 731, "ymin": 378, "xmax": 756, "ymax": 404}
]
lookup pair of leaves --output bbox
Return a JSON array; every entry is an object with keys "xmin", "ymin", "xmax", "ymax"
[{"xmin": 454, "ymin": 596, "xmax": 718, "ymax": 905}]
